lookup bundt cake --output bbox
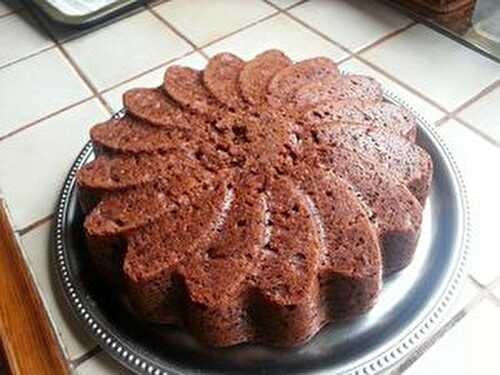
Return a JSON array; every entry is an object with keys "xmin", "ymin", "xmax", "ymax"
[{"xmin": 76, "ymin": 49, "xmax": 433, "ymax": 348}]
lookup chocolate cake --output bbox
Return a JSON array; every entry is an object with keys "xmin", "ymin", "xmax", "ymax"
[{"xmin": 76, "ymin": 49, "xmax": 433, "ymax": 348}]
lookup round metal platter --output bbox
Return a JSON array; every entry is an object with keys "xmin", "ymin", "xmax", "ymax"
[{"xmin": 54, "ymin": 92, "xmax": 470, "ymax": 375}]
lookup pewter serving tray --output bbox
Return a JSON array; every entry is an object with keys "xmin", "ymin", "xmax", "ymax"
[{"xmin": 54, "ymin": 92, "xmax": 470, "ymax": 375}]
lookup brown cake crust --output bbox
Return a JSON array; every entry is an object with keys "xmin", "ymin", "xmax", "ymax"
[
  {"xmin": 293, "ymin": 74, "xmax": 383, "ymax": 110},
  {"xmin": 123, "ymin": 87, "xmax": 195, "ymax": 129},
  {"xmin": 164, "ymin": 66, "xmax": 218, "ymax": 114},
  {"xmin": 303, "ymin": 100, "xmax": 418, "ymax": 141},
  {"xmin": 267, "ymin": 57, "xmax": 340, "ymax": 107},
  {"xmin": 77, "ymin": 49, "xmax": 432, "ymax": 348},
  {"xmin": 310, "ymin": 125, "xmax": 433, "ymax": 205},
  {"xmin": 90, "ymin": 115, "xmax": 185, "ymax": 155},
  {"xmin": 203, "ymin": 53, "xmax": 245, "ymax": 109},
  {"xmin": 239, "ymin": 49, "xmax": 292, "ymax": 105},
  {"xmin": 311, "ymin": 146, "xmax": 423, "ymax": 274}
]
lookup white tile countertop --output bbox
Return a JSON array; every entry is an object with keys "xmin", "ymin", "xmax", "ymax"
[{"xmin": 1, "ymin": 0, "xmax": 500, "ymax": 373}]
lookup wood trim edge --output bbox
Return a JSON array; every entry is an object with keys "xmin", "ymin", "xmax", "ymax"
[{"xmin": 0, "ymin": 201, "xmax": 69, "ymax": 375}]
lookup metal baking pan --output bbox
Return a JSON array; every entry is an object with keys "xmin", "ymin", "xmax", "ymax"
[
  {"xmin": 53, "ymin": 91, "xmax": 470, "ymax": 375},
  {"xmin": 30, "ymin": 0, "xmax": 145, "ymax": 28}
]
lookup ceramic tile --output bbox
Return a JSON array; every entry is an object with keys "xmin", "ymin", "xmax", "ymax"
[
  {"xmin": 340, "ymin": 58, "xmax": 445, "ymax": 124},
  {"xmin": 363, "ymin": 24, "xmax": 500, "ymax": 112},
  {"xmin": 405, "ymin": 298, "xmax": 500, "ymax": 375},
  {"xmin": 290, "ymin": 0, "xmax": 411, "ymax": 52},
  {"xmin": 437, "ymin": 120, "xmax": 500, "ymax": 285},
  {"xmin": 0, "ymin": 12, "xmax": 54, "ymax": 67},
  {"xmin": 267, "ymin": 0, "xmax": 302, "ymax": 9},
  {"xmin": 21, "ymin": 222, "xmax": 96, "ymax": 360},
  {"xmin": 154, "ymin": 0, "xmax": 276, "ymax": 47},
  {"xmin": 63, "ymin": 11, "xmax": 192, "ymax": 91},
  {"xmin": 0, "ymin": 48, "xmax": 91, "ymax": 138},
  {"xmin": 76, "ymin": 352, "xmax": 133, "ymax": 375},
  {"xmin": 204, "ymin": 13, "xmax": 348, "ymax": 62},
  {"xmin": 445, "ymin": 277, "xmax": 483, "ymax": 321},
  {"xmin": 0, "ymin": 100, "xmax": 108, "ymax": 229},
  {"xmin": 457, "ymin": 84, "xmax": 500, "ymax": 143},
  {"xmin": 102, "ymin": 52, "xmax": 206, "ymax": 112},
  {"xmin": 492, "ymin": 281, "xmax": 500, "ymax": 300}
]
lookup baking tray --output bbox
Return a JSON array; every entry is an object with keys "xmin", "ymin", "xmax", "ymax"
[
  {"xmin": 30, "ymin": 0, "xmax": 145, "ymax": 28},
  {"xmin": 53, "ymin": 91, "xmax": 470, "ymax": 375}
]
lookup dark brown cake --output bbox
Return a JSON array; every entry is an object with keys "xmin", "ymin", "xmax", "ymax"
[
  {"xmin": 303, "ymin": 99, "xmax": 418, "ymax": 141},
  {"xmin": 309, "ymin": 125, "xmax": 433, "ymax": 204},
  {"xmin": 77, "ymin": 49, "xmax": 433, "ymax": 348}
]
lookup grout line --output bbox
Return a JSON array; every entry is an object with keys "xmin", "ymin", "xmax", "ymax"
[
  {"xmin": 148, "ymin": 0, "xmax": 282, "ymax": 55},
  {"xmin": 283, "ymin": 2, "xmax": 417, "ymax": 57},
  {"xmin": 5, "ymin": 0, "xmax": 410, "ymax": 142},
  {"xmin": 390, "ymin": 309, "xmax": 467, "ymax": 375},
  {"xmin": 434, "ymin": 115, "xmax": 450, "ymax": 127},
  {"xmin": 0, "ymin": 1, "xmax": 211, "ymax": 139},
  {"xmin": 393, "ymin": 275, "xmax": 485, "ymax": 373},
  {"xmin": 196, "ymin": 47, "xmax": 210, "ymax": 60},
  {"xmin": 98, "ymin": 49, "xmax": 202, "ymax": 96},
  {"xmin": 99, "ymin": 97, "xmax": 115, "ymax": 115},
  {"xmin": 337, "ymin": 53, "xmax": 354, "ymax": 65},
  {"xmin": 145, "ymin": 5, "xmax": 210, "ymax": 60},
  {"xmin": 281, "ymin": 10, "xmax": 353, "ymax": 55},
  {"xmin": 487, "ymin": 276, "xmax": 500, "ymax": 306},
  {"xmin": 146, "ymin": 6, "xmax": 198, "ymax": 51},
  {"xmin": 4, "ymin": 0, "xmax": 482, "ymax": 149},
  {"xmin": 453, "ymin": 117, "xmax": 500, "ymax": 147},
  {"xmin": 486, "ymin": 291, "xmax": 500, "ymax": 309},
  {"xmin": 71, "ymin": 347, "xmax": 101, "ymax": 369},
  {"xmin": 451, "ymin": 79, "xmax": 500, "ymax": 117},
  {"xmin": 0, "ymin": 46, "xmax": 203, "ymax": 144},
  {"xmin": 463, "ymin": 276, "xmax": 488, "ymax": 313},
  {"xmin": 355, "ymin": 21, "xmax": 417, "ymax": 56},
  {"xmin": 21, "ymin": 5, "xmax": 113, "ymax": 116},
  {"xmin": 436, "ymin": 110, "xmax": 500, "ymax": 147},
  {"xmin": 283, "ymin": 0, "xmax": 309, "ymax": 11},
  {"xmin": 0, "ymin": 44, "xmax": 57, "ymax": 70},
  {"xmin": 469, "ymin": 274, "xmax": 486, "ymax": 289},
  {"xmin": 17, "ymin": 214, "xmax": 54, "ymax": 236},
  {"xmin": 262, "ymin": 0, "xmax": 307, "ymax": 11},
  {"xmin": 355, "ymin": 55, "xmax": 450, "ymax": 114},
  {"xmin": 196, "ymin": 11, "xmax": 282, "ymax": 52},
  {"xmin": 282, "ymin": 7, "xmax": 416, "ymax": 63},
  {"xmin": 279, "ymin": 6, "xmax": 448, "ymax": 117},
  {"xmin": 102, "ymin": 0, "xmax": 333, "ymax": 93},
  {"xmin": 396, "ymin": 283, "xmax": 485, "ymax": 373},
  {"xmin": 55, "ymin": 45, "xmax": 113, "ymax": 115},
  {"xmin": 1, "ymin": 4, "xmax": 497, "ymax": 371},
  {"xmin": 0, "ymin": 96, "xmax": 95, "ymax": 142},
  {"xmin": 355, "ymin": 34, "xmax": 500, "ymax": 132},
  {"xmin": 486, "ymin": 273, "xmax": 500, "ymax": 291},
  {"xmin": 1, "ymin": 3, "xmax": 281, "ymax": 143}
]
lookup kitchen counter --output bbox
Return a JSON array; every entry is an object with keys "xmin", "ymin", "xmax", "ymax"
[{"xmin": 0, "ymin": 0, "xmax": 500, "ymax": 374}]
